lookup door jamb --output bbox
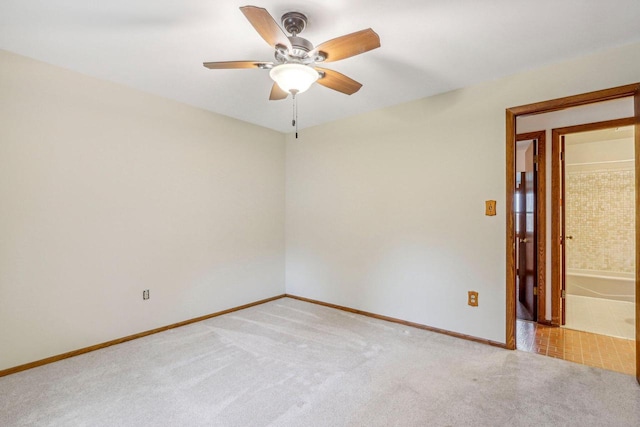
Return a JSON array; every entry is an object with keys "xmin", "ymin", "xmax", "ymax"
[{"xmin": 505, "ymin": 84, "xmax": 640, "ymax": 386}]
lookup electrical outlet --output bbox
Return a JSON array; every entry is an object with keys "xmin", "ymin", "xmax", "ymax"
[
  {"xmin": 468, "ymin": 291, "xmax": 478, "ymax": 307},
  {"xmin": 143, "ymin": 289, "xmax": 149, "ymax": 300}
]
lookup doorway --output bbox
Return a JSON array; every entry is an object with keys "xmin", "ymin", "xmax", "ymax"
[
  {"xmin": 505, "ymin": 83, "xmax": 640, "ymax": 384},
  {"xmin": 515, "ymin": 131, "xmax": 546, "ymax": 322},
  {"xmin": 553, "ymin": 120, "xmax": 636, "ymax": 339}
]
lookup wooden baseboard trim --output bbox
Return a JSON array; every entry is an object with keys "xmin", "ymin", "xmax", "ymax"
[
  {"xmin": 1, "ymin": 293, "xmax": 507, "ymax": 377},
  {"xmin": 0, "ymin": 294, "xmax": 286, "ymax": 378},
  {"xmin": 285, "ymin": 294, "xmax": 508, "ymax": 349}
]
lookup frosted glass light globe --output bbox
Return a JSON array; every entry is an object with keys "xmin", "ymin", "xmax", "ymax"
[{"xmin": 269, "ymin": 63, "xmax": 319, "ymax": 94}]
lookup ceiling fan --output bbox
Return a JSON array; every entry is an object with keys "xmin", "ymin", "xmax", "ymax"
[{"xmin": 203, "ymin": 5, "xmax": 381, "ymax": 100}]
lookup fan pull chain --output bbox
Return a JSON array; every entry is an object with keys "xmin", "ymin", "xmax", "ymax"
[{"xmin": 292, "ymin": 93, "xmax": 298, "ymax": 139}]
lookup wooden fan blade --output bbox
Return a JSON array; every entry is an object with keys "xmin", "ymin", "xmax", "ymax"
[
  {"xmin": 311, "ymin": 28, "xmax": 380, "ymax": 63},
  {"xmin": 240, "ymin": 6, "xmax": 292, "ymax": 51},
  {"xmin": 315, "ymin": 67, "xmax": 362, "ymax": 95},
  {"xmin": 269, "ymin": 83, "xmax": 289, "ymax": 100},
  {"xmin": 203, "ymin": 61, "xmax": 270, "ymax": 69}
]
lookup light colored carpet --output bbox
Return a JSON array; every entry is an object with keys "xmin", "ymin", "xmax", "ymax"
[{"xmin": 1, "ymin": 297, "xmax": 639, "ymax": 426}]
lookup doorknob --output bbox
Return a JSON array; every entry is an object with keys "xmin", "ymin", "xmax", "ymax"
[
  {"xmin": 565, "ymin": 235, "xmax": 573, "ymax": 240},
  {"xmin": 519, "ymin": 238, "xmax": 528, "ymax": 243}
]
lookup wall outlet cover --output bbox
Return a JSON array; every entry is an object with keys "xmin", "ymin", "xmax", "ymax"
[{"xmin": 468, "ymin": 291, "xmax": 478, "ymax": 307}]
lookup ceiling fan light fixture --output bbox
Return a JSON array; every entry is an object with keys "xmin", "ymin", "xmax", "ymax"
[{"xmin": 269, "ymin": 63, "xmax": 319, "ymax": 94}]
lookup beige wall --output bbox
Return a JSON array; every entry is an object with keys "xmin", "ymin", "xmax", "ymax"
[
  {"xmin": 2, "ymin": 40, "xmax": 640, "ymax": 370},
  {"xmin": 566, "ymin": 137, "xmax": 634, "ymax": 166},
  {"xmin": 0, "ymin": 50, "xmax": 286, "ymax": 370},
  {"xmin": 286, "ymin": 42, "xmax": 640, "ymax": 343}
]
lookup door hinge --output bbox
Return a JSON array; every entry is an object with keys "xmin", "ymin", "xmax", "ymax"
[
  {"xmin": 561, "ymin": 151, "xmax": 565, "ymax": 161},
  {"xmin": 533, "ymin": 286, "xmax": 538, "ymax": 296},
  {"xmin": 561, "ymin": 289, "xmax": 566, "ymax": 299},
  {"xmin": 533, "ymin": 155, "xmax": 538, "ymax": 163}
]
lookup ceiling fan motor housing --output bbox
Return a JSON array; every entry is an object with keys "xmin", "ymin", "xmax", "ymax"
[{"xmin": 289, "ymin": 36, "xmax": 313, "ymax": 54}]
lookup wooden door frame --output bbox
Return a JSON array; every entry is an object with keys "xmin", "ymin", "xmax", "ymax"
[
  {"xmin": 505, "ymin": 82, "xmax": 640, "ymax": 384},
  {"xmin": 551, "ymin": 116, "xmax": 638, "ymax": 325},
  {"xmin": 515, "ymin": 131, "xmax": 546, "ymax": 322}
]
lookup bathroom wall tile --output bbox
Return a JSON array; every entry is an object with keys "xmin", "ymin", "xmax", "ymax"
[{"xmin": 566, "ymin": 168, "xmax": 635, "ymax": 273}]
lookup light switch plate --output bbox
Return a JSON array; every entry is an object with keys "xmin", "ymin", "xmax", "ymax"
[{"xmin": 485, "ymin": 200, "xmax": 496, "ymax": 216}]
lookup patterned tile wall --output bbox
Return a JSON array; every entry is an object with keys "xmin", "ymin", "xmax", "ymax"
[{"xmin": 565, "ymin": 168, "xmax": 635, "ymax": 273}]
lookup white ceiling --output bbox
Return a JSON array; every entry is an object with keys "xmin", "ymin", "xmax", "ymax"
[{"xmin": 2, "ymin": 1, "xmax": 640, "ymax": 133}]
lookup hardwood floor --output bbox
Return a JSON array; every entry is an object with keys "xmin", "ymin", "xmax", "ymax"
[{"xmin": 516, "ymin": 319, "xmax": 635, "ymax": 375}]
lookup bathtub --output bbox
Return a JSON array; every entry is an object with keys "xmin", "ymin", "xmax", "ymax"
[{"xmin": 566, "ymin": 268, "xmax": 635, "ymax": 303}]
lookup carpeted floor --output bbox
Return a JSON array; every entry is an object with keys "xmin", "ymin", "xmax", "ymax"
[{"xmin": 1, "ymin": 297, "xmax": 639, "ymax": 426}]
